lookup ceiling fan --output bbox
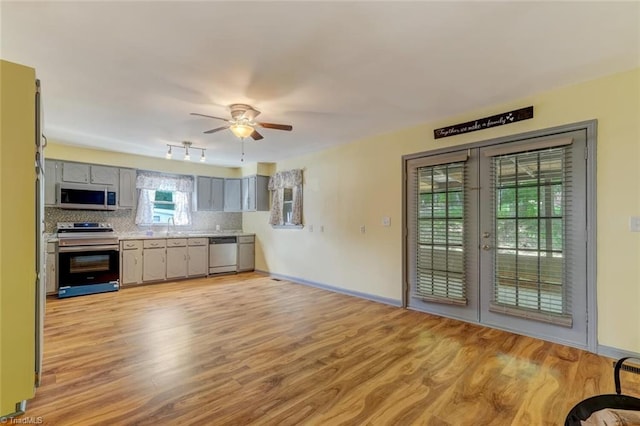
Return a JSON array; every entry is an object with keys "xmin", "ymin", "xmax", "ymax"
[{"xmin": 191, "ymin": 104, "xmax": 293, "ymax": 140}]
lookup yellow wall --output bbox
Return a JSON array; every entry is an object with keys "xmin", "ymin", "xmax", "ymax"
[
  {"xmin": 46, "ymin": 141, "xmax": 242, "ymax": 178},
  {"xmin": 243, "ymin": 67, "xmax": 640, "ymax": 354},
  {"xmin": 240, "ymin": 162, "xmax": 275, "ymax": 177},
  {"xmin": 0, "ymin": 60, "xmax": 36, "ymax": 415}
]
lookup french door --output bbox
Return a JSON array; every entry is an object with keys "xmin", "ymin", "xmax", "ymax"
[{"xmin": 406, "ymin": 129, "xmax": 590, "ymax": 348}]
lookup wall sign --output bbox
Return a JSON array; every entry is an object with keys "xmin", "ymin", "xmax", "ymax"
[{"xmin": 433, "ymin": 106, "xmax": 534, "ymax": 139}]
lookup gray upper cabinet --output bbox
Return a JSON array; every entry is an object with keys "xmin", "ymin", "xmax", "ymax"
[
  {"xmin": 242, "ymin": 175, "xmax": 270, "ymax": 211},
  {"xmin": 90, "ymin": 165, "xmax": 119, "ymax": 185},
  {"xmin": 45, "ymin": 160, "xmax": 136, "ymax": 208},
  {"xmin": 242, "ymin": 176, "xmax": 256, "ymax": 211},
  {"xmin": 119, "ymin": 168, "xmax": 137, "ymax": 208},
  {"xmin": 61, "ymin": 162, "xmax": 119, "ymax": 186},
  {"xmin": 197, "ymin": 176, "xmax": 224, "ymax": 211},
  {"xmin": 61, "ymin": 162, "xmax": 90, "ymax": 183},
  {"xmin": 44, "ymin": 160, "xmax": 61, "ymax": 206},
  {"xmin": 224, "ymin": 178, "xmax": 242, "ymax": 212},
  {"xmin": 197, "ymin": 177, "xmax": 212, "ymax": 210}
]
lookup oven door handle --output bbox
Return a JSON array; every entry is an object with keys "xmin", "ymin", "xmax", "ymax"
[{"xmin": 58, "ymin": 244, "xmax": 120, "ymax": 253}]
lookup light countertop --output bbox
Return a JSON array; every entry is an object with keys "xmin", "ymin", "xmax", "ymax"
[
  {"xmin": 46, "ymin": 230, "xmax": 254, "ymax": 243},
  {"xmin": 117, "ymin": 230, "xmax": 253, "ymax": 240}
]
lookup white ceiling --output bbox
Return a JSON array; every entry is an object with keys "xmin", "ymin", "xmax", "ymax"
[{"xmin": 2, "ymin": 1, "xmax": 639, "ymax": 166}]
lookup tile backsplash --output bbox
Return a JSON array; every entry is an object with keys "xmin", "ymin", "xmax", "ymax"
[{"xmin": 45, "ymin": 208, "xmax": 242, "ymax": 233}]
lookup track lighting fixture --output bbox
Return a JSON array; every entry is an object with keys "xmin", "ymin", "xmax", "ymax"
[{"xmin": 165, "ymin": 141, "xmax": 206, "ymax": 162}]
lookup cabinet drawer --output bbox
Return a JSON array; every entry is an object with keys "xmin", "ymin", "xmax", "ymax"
[
  {"xmin": 122, "ymin": 240, "xmax": 143, "ymax": 250},
  {"xmin": 143, "ymin": 239, "xmax": 166, "ymax": 249},
  {"xmin": 188, "ymin": 237, "xmax": 208, "ymax": 246},
  {"xmin": 237, "ymin": 235, "xmax": 255, "ymax": 244},
  {"xmin": 167, "ymin": 238, "xmax": 187, "ymax": 247}
]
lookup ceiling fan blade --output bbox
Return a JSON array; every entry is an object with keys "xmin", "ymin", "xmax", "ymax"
[
  {"xmin": 190, "ymin": 112, "xmax": 229, "ymax": 122},
  {"xmin": 258, "ymin": 122, "xmax": 293, "ymax": 131},
  {"xmin": 250, "ymin": 130, "xmax": 264, "ymax": 140},
  {"xmin": 204, "ymin": 126, "xmax": 229, "ymax": 134}
]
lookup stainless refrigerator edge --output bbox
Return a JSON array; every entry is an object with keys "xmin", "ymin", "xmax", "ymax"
[{"xmin": 35, "ymin": 79, "xmax": 45, "ymax": 388}]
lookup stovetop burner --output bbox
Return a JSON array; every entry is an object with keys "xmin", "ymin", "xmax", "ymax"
[
  {"xmin": 56, "ymin": 222, "xmax": 114, "ymax": 233},
  {"xmin": 56, "ymin": 222, "xmax": 118, "ymax": 246}
]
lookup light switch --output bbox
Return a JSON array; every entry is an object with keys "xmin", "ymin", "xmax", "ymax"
[
  {"xmin": 320, "ymin": 225, "xmax": 324, "ymax": 233},
  {"xmin": 309, "ymin": 224, "xmax": 313, "ymax": 232},
  {"xmin": 630, "ymin": 216, "xmax": 640, "ymax": 232},
  {"xmin": 382, "ymin": 216, "xmax": 391, "ymax": 227}
]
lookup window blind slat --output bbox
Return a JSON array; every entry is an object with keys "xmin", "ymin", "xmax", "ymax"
[
  {"xmin": 490, "ymin": 145, "xmax": 573, "ymax": 326},
  {"xmin": 412, "ymin": 159, "xmax": 468, "ymax": 305},
  {"xmin": 483, "ymin": 137, "xmax": 573, "ymax": 157}
]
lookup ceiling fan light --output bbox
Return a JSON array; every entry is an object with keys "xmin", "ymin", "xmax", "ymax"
[{"xmin": 230, "ymin": 124, "xmax": 254, "ymax": 139}]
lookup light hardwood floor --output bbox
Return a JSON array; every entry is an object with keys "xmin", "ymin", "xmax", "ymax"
[{"xmin": 23, "ymin": 273, "xmax": 639, "ymax": 425}]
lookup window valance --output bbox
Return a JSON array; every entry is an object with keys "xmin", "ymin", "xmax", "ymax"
[
  {"xmin": 268, "ymin": 169, "xmax": 302, "ymax": 190},
  {"xmin": 136, "ymin": 171, "xmax": 194, "ymax": 192}
]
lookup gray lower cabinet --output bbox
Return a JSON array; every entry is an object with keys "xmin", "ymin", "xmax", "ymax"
[
  {"xmin": 121, "ymin": 240, "xmax": 143, "ymax": 285},
  {"xmin": 237, "ymin": 235, "xmax": 255, "ymax": 272},
  {"xmin": 166, "ymin": 239, "xmax": 188, "ymax": 279},
  {"xmin": 142, "ymin": 239, "xmax": 166, "ymax": 282},
  {"xmin": 196, "ymin": 176, "xmax": 224, "ymax": 211},
  {"xmin": 224, "ymin": 178, "xmax": 242, "ymax": 211},
  {"xmin": 124, "ymin": 237, "xmax": 208, "ymax": 284},
  {"xmin": 45, "ymin": 242, "xmax": 57, "ymax": 294},
  {"xmin": 187, "ymin": 238, "xmax": 208, "ymax": 277}
]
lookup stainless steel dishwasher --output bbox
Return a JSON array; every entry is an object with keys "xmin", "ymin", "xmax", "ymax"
[{"xmin": 208, "ymin": 236, "xmax": 237, "ymax": 274}]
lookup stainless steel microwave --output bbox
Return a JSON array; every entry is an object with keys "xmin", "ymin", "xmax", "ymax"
[{"xmin": 56, "ymin": 183, "xmax": 117, "ymax": 210}]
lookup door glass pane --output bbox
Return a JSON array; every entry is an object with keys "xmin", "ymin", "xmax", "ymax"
[
  {"xmin": 415, "ymin": 162, "xmax": 466, "ymax": 304},
  {"xmin": 492, "ymin": 147, "xmax": 568, "ymax": 315}
]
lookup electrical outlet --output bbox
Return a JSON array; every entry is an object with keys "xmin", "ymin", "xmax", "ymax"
[
  {"xmin": 320, "ymin": 225, "xmax": 324, "ymax": 233},
  {"xmin": 360, "ymin": 225, "xmax": 366, "ymax": 234},
  {"xmin": 630, "ymin": 216, "xmax": 640, "ymax": 232},
  {"xmin": 309, "ymin": 224, "xmax": 313, "ymax": 232},
  {"xmin": 382, "ymin": 216, "xmax": 391, "ymax": 227}
]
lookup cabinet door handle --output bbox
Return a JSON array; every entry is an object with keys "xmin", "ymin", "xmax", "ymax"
[{"xmin": 184, "ymin": 254, "xmax": 187, "ymax": 261}]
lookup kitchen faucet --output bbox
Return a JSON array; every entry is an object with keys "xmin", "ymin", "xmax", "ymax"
[{"xmin": 167, "ymin": 216, "xmax": 175, "ymax": 235}]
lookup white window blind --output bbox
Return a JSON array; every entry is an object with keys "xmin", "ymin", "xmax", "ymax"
[
  {"xmin": 411, "ymin": 155, "xmax": 468, "ymax": 306},
  {"xmin": 488, "ymin": 146, "xmax": 573, "ymax": 327}
]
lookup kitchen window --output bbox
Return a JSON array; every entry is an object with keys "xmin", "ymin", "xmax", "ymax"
[
  {"xmin": 282, "ymin": 188, "xmax": 294, "ymax": 224},
  {"xmin": 269, "ymin": 169, "xmax": 303, "ymax": 228},
  {"xmin": 152, "ymin": 191, "xmax": 176, "ymax": 223},
  {"xmin": 135, "ymin": 171, "xmax": 194, "ymax": 226}
]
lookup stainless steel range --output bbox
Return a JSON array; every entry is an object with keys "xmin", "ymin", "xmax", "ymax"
[{"xmin": 56, "ymin": 222, "xmax": 119, "ymax": 298}]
